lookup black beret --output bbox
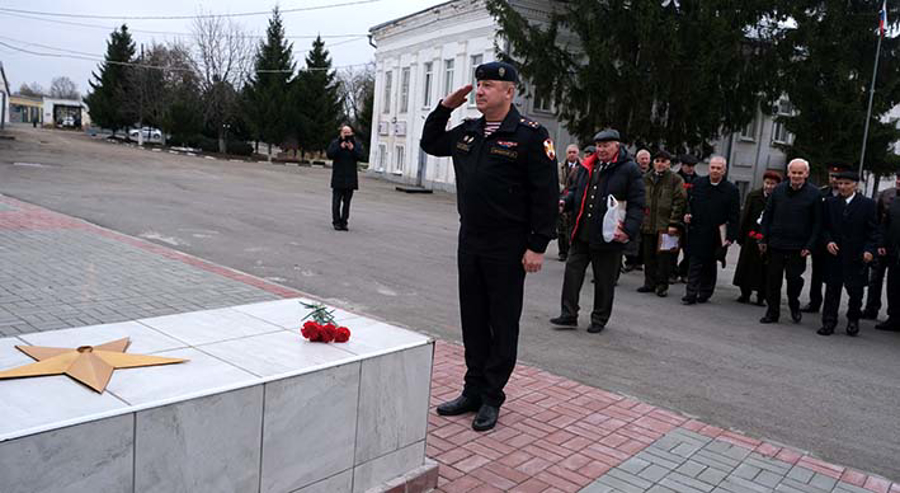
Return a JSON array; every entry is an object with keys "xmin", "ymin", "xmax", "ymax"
[
  {"xmin": 593, "ymin": 129, "xmax": 621, "ymax": 143},
  {"xmin": 584, "ymin": 145, "xmax": 597, "ymax": 155},
  {"xmin": 679, "ymin": 154, "xmax": 699, "ymax": 166},
  {"xmin": 653, "ymin": 149, "xmax": 673, "ymax": 161},
  {"xmin": 475, "ymin": 61, "xmax": 518, "ymax": 83},
  {"xmin": 834, "ymin": 170, "xmax": 860, "ymax": 182}
]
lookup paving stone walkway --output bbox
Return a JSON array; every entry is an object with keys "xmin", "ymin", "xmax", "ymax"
[{"xmin": 1, "ymin": 194, "xmax": 897, "ymax": 493}]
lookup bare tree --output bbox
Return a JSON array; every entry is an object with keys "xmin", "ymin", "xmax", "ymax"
[
  {"xmin": 337, "ymin": 63, "xmax": 374, "ymax": 128},
  {"xmin": 190, "ymin": 12, "xmax": 252, "ymax": 153},
  {"xmin": 49, "ymin": 76, "xmax": 80, "ymax": 100},
  {"xmin": 17, "ymin": 82, "xmax": 45, "ymax": 97}
]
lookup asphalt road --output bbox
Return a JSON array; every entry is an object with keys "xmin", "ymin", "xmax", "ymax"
[{"xmin": 1, "ymin": 125, "xmax": 898, "ymax": 481}]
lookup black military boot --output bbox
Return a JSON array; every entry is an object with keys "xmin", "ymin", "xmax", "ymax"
[
  {"xmin": 472, "ymin": 404, "xmax": 500, "ymax": 431},
  {"xmin": 436, "ymin": 395, "xmax": 481, "ymax": 416}
]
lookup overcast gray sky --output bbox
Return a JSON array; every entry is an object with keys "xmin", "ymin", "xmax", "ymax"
[{"xmin": 0, "ymin": 0, "xmax": 442, "ymax": 94}]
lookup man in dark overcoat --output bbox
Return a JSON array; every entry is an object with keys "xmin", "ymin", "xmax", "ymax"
[
  {"xmin": 682, "ymin": 156, "xmax": 740, "ymax": 304},
  {"xmin": 326, "ymin": 125, "xmax": 365, "ymax": 231}
]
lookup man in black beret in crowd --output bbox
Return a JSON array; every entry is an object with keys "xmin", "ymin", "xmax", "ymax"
[
  {"xmin": 550, "ymin": 128, "xmax": 646, "ymax": 332},
  {"xmin": 420, "ymin": 61, "xmax": 559, "ymax": 431},
  {"xmin": 817, "ymin": 171, "xmax": 880, "ymax": 336}
]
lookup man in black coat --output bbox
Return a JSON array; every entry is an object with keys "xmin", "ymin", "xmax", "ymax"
[
  {"xmin": 681, "ymin": 156, "xmax": 740, "ymax": 305},
  {"xmin": 818, "ymin": 171, "xmax": 880, "ymax": 336},
  {"xmin": 326, "ymin": 125, "xmax": 365, "ymax": 231},
  {"xmin": 802, "ymin": 163, "xmax": 847, "ymax": 312},
  {"xmin": 550, "ymin": 129, "xmax": 645, "ymax": 333},
  {"xmin": 675, "ymin": 154, "xmax": 701, "ymax": 283},
  {"xmin": 863, "ymin": 172, "xmax": 900, "ymax": 319},
  {"xmin": 875, "ymin": 188, "xmax": 900, "ymax": 332},
  {"xmin": 759, "ymin": 159, "xmax": 822, "ymax": 324},
  {"xmin": 420, "ymin": 62, "xmax": 558, "ymax": 432}
]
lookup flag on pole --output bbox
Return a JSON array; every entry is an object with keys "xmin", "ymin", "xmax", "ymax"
[{"xmin": 880, "ymin": 0, "xmax": 888, "ymax": 36}]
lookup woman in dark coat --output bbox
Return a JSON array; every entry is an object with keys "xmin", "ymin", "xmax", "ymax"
[{"xmin": 733, "ymin": 171, "xmax": 782, "ymax": 305}]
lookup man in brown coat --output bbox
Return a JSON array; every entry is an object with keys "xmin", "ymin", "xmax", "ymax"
[
  {"xmin": 637, "ymin": 150, "xmax": 686, "ymax": 297},
  {"xmin": 557, "ymin": 145, "xmax": 581, "ymax": 261}
]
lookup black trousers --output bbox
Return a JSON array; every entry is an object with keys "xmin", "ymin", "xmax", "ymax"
[
  {"xmin": 886, "ymin": 260, "xmax": 900, "ymax": 321},
  {"xmin": 556, "ymin": 213, "xmax": 571, "ymax": 257},
  {"xmin": 766, "ymin": 249, "xmax": 807, "ymax": 318},
  {"xmin": 807, "ymin": 250, "xmax": 826, "ymax": 308},
  {"xmin": 458, "ymin": 251, "xmax": 526, "ymax": 408},
  {"xmin": 331, "ymin": 188, "xmax": 354, "ymax": 226},
  {"xmin": 642, "ymin": 233, "xmax": 672, "ymax": 289},
  {"xmin": 822, "ymin": 260, "xmax": 867, "ymax": 328},
  {"xmin": 865, "ymin": 257, "xmax": 888, "ymax": 313},
  {"xmin": 561, "ymin": 239, "xmax": 622, "ymax": 327},
  {"xmin": 685, "ymin": 255, "xmax": 717, "ymax": 300}
]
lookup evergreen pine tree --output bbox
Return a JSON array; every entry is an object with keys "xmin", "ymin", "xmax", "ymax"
[
  {"xmin": 84, "ymin": 25, "xmax": 138, "ymax": 135},
  {"xmin": 295, "ymin": 36, "xmax": 344, "ymax": 155},
  {"xmin": 486, "ymin": 0, "xmax": 782, "ymax": 154},
  {"xmin": 777, "ymin": 0, "xmax": 900, "ymax": 179},
  {"xmin": 244, "ymin": 7, "xmax": 296, "ymax": 156}
]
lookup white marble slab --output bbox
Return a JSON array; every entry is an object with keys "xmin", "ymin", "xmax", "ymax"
[
  {"xmin": 199, "ymin": 330, "xmax": 357, "ymax": 378},
  {"xmin": 339, "ymin": 318, "xmax": 432, "ymax": 357},
  {"xmin": 106, "ymin": 347, "xmax": 257, "ymax": 406},
  {"xmin": 0, "ymin": 414, "xmax": 133, "ymax": 493},
  {"xmin": 139, "ymin": 307, "xmax": 285, "ymax": 346},
  {"xmin": 293, "ymin": 470, "xmax": 353, "ymax": 493},
  {"xmin": 260, "ymin": 362, "xmax": 361, "ymax": 493},
  {"xmin": 18, "ymin": 321, "xmax": 187, "ymax": 354},
  {"xmin": 233, "ymin": 297, "xmax": 364, "ymax": 330},
  {"xmin": 0, "ymin": 374, "xmax": 129, "ymax": 440},
  {"xmin": 352, "ymin": 440, "xmax": 426, "ymax": 493},
  {"xmin": 0, "ymin": 336, "xmax": 31, "ymax": 369},
  {"xmin": 134, "ymin": 386, "xmax": 264, "ymax": 493},
  {"xmin": 355, "ymin": 345, "xmax": 433, "ymax": 464}
]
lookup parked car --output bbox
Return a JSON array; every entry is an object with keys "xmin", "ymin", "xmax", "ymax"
[
  {"xmin": 60, "ymin": 116, "xmax": 76, "ymax": 128},
  {"xmin": 127, "ymin": 127, "xmax": 163, "ymax": 142}
]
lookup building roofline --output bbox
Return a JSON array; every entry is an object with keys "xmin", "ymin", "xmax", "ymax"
[{"xmin": 369, "ymin": 0, "xmax": 460, "ymax": 34}]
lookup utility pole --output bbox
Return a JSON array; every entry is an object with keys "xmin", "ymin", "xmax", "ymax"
[
  {"xmin": 859, "ymin": 3, "xmax": 887, "ymax": 180},
  {"xmin": 138, "ymin": 43, "xmax": 144, "ymax": 147}
]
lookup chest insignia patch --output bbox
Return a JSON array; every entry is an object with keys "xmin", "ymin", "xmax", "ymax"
[
  {"xmin": 496, "ymin": 140, "xmax": 518, "ymax": 149},
  {"xmin": 490, "ymin": 147, "xmax": 518, "ymax": 159}
]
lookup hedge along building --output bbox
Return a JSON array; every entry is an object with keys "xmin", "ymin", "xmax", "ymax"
[{"xmin": 367, "ymin": 0, "xmax": 789, "ymax": 198}]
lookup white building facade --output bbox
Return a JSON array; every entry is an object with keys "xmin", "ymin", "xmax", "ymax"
[{"xmin": 368, "ymin": 0, "xmax": 789, "ymax": 197}]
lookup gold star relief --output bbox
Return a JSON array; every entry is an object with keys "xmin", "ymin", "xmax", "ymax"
[{"xmin": 0, "ymin": 338, "xmax": 187, "ymax": 393}]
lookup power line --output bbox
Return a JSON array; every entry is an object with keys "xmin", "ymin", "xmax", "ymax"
[
  {"xmin": 0, "ymin": 0, "xmax": 385, "ymax": 21},
  {"xmin": 0, "ymin": 39, "xmax": 369, "ymax": 73},
  {"xmin": 0, "ymin": 11, "xmax": 369, "ymax": 40}
]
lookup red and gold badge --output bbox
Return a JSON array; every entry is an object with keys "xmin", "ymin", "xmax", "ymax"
[{"xmin": 544, "ymin": 139, "xmax": 556, "ymax": 160}]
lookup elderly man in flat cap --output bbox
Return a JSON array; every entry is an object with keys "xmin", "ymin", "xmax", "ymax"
[
  {"xmin": 550, "ymin": 129, "xmax": 646, "ymax": 333},
  {"xmin": 818, "ymin": 171, "xmax": 880, "ymax": 336},
  {"xmin": 420, "ymin": 61, "xmax": 559, "ymax": 432},
  {"xmin": 637, "ymin": 149, "xmax": 686, "ymax": 297}
]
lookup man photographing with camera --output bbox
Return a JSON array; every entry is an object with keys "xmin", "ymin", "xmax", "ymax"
[{"xmin": 326, "ymin": 125, "xmax": 365, "ymax": 231}]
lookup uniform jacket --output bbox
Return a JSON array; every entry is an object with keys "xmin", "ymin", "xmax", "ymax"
[
  {"xmin": 420, "ymin": 103, "xmax": 559, "ymax": 257},
  {"xmin": 641, "ymin": 169, "xmax": 686, "ymax": 235},
  {"xmin": 562, "ymin": 148, "xmax": 646, "ymax": 250},
  {"xmin": 686, "ymin": 177, "xmax": 740, "ymax": 260},
  {"xmin": 760, "ymin": 181, "xmax": 821, "ymax": 252},
  {"xmin": 821, "ymin": 194, "xmax": 880, "ymax": 277},
  {"xmin": 326, "ymin": 138, "xmax": 365, "ymax": 190}
]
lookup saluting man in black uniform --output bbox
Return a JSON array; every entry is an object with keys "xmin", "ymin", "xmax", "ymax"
[{"xmin": 420, "ymin": 62, "xmax": 559, "ymax": 432}]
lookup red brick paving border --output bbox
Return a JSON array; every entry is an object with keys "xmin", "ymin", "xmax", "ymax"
[{"xmin": 3, "ymin": 194, "xmax": 897, "ymax": 492}]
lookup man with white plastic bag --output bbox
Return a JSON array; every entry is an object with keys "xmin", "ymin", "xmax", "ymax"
[{"xmin": 551, "ymin": 129, "xmax": 646, "ymax": 333}]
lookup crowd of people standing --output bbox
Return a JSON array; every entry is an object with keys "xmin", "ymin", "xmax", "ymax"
[{"xmin": 553, "ymin": 134, "xmax": 900, "ymax": 337}]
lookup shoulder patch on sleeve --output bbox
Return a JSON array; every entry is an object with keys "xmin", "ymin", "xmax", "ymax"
[{"xmin": 543, "ymin": 138, "xmax": 556, "ymax": 161}]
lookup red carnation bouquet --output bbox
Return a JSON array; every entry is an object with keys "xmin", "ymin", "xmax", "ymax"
[{"xmin": 300, "ymin": 302, "xmax": 351, "ymax": 343}]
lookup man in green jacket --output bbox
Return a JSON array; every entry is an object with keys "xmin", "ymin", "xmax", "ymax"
[{"xmin": 637, "ymin": 150, "xmax": 686, "ymax": 297}]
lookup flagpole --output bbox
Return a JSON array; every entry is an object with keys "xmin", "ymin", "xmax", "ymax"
[{"xmin": 859, "ymin": 28, "xmax": 884, "ymax": 179}]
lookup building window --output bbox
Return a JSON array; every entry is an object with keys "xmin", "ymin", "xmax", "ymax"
[
  {"xmin": 423, "ymin": 62, "xmax": 433, "ymax": 107},
  {"xmin": 534, "ymin": 89, "xmax": 553, "ymax": 113},
  {"xmin": 399, "ymin": 67, "xmax": 410, "ymax": 114},
  {"xmin": 382, "ymin": 71, "xmax": 393, "ymax": 115},
  {"xmin": 468, "ymin": 54, "xmax": 483, "ymax": 106},
  {"xmin": 772, "ymin": 99, "xmax": 794, "ymax": 145},
  {"xmin": 740, "ymin": 115, "xmax": 758, "ymax": 141},
  {"xmin": 378, "ymin": 144, "xmax": 387, "ymax": 171},
  {"xmin": 443, "ymin": 59, "xmax": 455, "ymax": 98},
  {"xmin": 394, "ymin": 145, "xmax": 405, "ymax": 174}
]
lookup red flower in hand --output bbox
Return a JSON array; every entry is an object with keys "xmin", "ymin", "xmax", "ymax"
[{"xmin": 334, "ymin": 326, "xmax": 351, "ymax": 343}]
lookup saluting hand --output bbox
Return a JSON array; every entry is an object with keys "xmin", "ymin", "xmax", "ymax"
[{"xmin": 440, "ymin": 85, "xmax": 473, "ymax": 110}]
